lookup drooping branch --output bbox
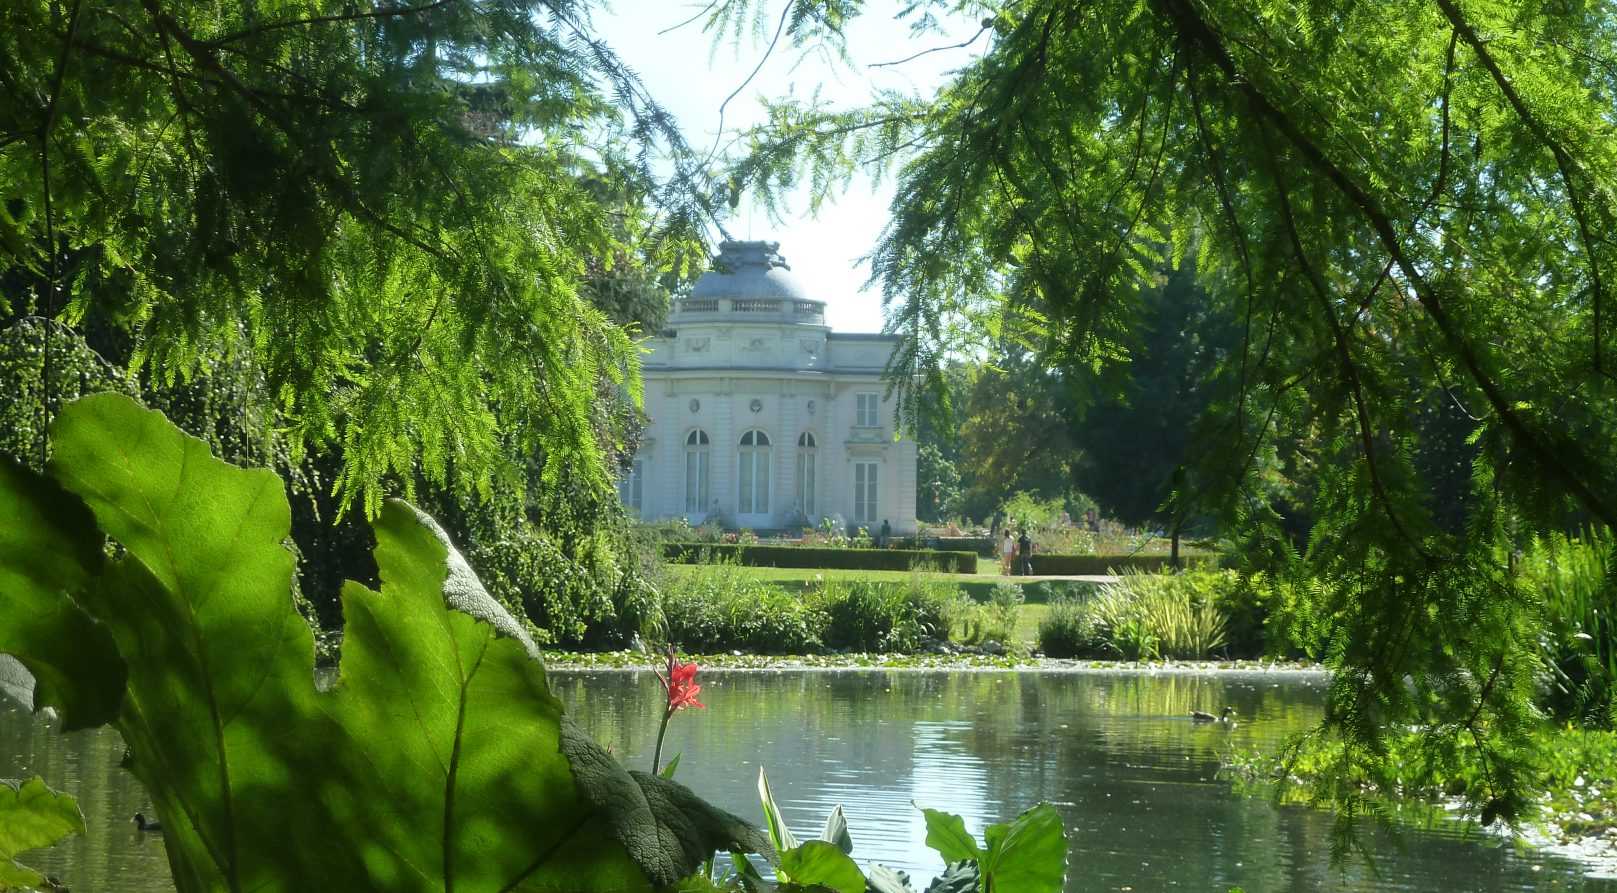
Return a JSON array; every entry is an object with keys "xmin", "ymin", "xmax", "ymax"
[
  {"xmin": 1434, "ymin": 0, "xmax": 1611, "ymax": 377},
  {"xmin": 1265, "ymin": 132, "xmax": 1431, "ymax": 559},
  {"xmin": 201, "ymin": 0, "xmax": 459, "ymax": 47},
  {"xmin": 1161, "ymin": 0, "xmax": 1617, "ymax": 530}
]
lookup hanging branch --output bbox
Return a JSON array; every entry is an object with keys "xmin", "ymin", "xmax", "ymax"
[
  {"xmin": 36, "ymin": 0, "xmax": 85, "ymax": 467},
  {"xmin": 1265, "ymin": 133, "xmax": 1431, "ymax": 560},
  {"xmin": 1161, "ymin": 0, "xmax": 1617, "ymax": 530},
  {"xmin": 1433, "ymin": 0, "xmax": 1612, "ymax": 378}
]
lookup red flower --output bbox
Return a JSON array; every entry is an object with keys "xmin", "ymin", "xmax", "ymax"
[{"xmin": 664, "ymin": 660, "xmax": 705, "ymax": 711}]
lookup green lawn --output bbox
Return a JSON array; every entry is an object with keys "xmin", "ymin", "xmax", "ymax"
[{"xmin": 1015, "ymin": 603, "xmax": 1050, "ymax": 646}]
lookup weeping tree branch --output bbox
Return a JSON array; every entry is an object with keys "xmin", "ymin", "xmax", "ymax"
[
  {"xmin": 1161, "ymin": 0, "xmax": 1617, "ymax": 530},
  {"xmin": 1265, "ymin": 134, "xmax": 1432, "ymax": 560},
  {"xmin": 1433, "ymin": 0, "xmax": 1611, "ymax": 378},
  {"xmin": 37, "ymin": 0, "xmax": 85, "ymax": 466}
]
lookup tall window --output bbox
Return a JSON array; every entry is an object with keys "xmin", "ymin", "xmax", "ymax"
[
  {"xmin": 854, "ymin": 461, "xmax": 878, "ymax": 525},
  {"xmin": 856, "ymin": 392, "xmax": 880, "ymax": 427},
  {"xmin": 795, "ymin": 432, "xmax": 817, "ymax": 516},
  {"xmin": 617, "ymin": 459, "xmax": 645, "ymax": 515},
  {"xmin": 738, "ymin": 429, "xmax": 771, "ymax": 514},
  {"xmin": 684, "ymin": 430, "xmax": 710, "ymax": 514}
]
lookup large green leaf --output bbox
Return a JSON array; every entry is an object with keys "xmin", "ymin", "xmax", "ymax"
[
  {"xmin": 864, "ymin": 865, "xmax": 914, "ymax": 893},
  {"xmin": 777, "ymin": 841, "xmax": 863, "ymax": 893},
  {"xmin": 0, "ymin": 777, "xmax": 84, "ymax": 889},
  {"xmin": 921, "ymin": 862, "xmax": 978, "ymax": 893},
  {"xmin": 561, "ymin": 717, "xmax": 774, "ymax": 887},
  {"xmin": 758, "ymin": 767, "xmax": 799, "ymax": 854},
  {"xmin": 917, "ymin": 808, "xmax": 980, "ymax": 865},
  {"xmin": 979, "ymin": 804, "xmax": 1066, "ymax": 893},
  {"xmin": 819, "ymin": 806, "xmax": 852, "ymax": 856},
  {"xmin": 0, "ymin": 393, "xmax": 775, "ymax": 891},
  {"xmin": 0, "ymin": 460, "xmax": 124, "ymax": 729}
]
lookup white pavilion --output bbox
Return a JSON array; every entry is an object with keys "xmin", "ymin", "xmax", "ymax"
[{"xmin": 616, "ymin": 239, "xmax": 918, "ymax": 534}]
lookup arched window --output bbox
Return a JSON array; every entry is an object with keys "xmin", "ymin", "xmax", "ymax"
[
  {"xmin": 796, "ymin": 432, "xmax": 817, "ymax": 517},
  {"xmin": 684, "ymin": 429, "xmax": 710, "ymax": 514},
  {"xmin": 738, "ymin": 429, "xmax": 771, "ymax": 514}
]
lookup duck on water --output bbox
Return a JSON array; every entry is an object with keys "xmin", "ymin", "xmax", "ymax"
[
  {"xmin": 1190, "ymin": 706, "xmax": 1236, "ymax": 724},
  {"xmin": 133, "ymin": 812, "xmax": 163, "ymax": 832}
]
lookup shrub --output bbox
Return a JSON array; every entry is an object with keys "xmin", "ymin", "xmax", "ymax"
[
  {"xmin": 998, "ymin": 491, "xmax": 1067, "ymax": 529},
  {"xmin": 955, "ymin": 582, "xmax": 1024, "ymax": 646},
  {"xmin": 659, "ymin": 560, "xmax": 826, "ymax": 654},
  {"xmin": 1089, "ymin": 571, "xmax": 1229, "ymax": 659},
  {"xmin": 724, "ymin": 588, "xmax": 826, "ymax": 654},
  {"xmin": 471, "ymin": 528, "xmax": 619, "ymax": 646},
  {"xmin": 1520, "ymin": 529, "xmax": 1617, "ymax": 725},
  {"xmin": 663, "ymin": 542, "xmax": 977, "ymax": 573},
  {"xmin": 807, "ymin": 577, "xmax": 956, "ymax": 652},
  {"xmin": 1037, "ymin": 599, "xmax": 1099, "ymax": 658},
  {"xmin": 815, "ymin": 581, "xmax": 897, "ymax": 651}
]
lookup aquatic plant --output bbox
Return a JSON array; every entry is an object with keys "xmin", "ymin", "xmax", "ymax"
[
  {"xmin": 1089, "ymin": 572, "xmax": 1229, "ymax": 659},
  {"xmin": 0, "ymin": 777, "xmax": 83, "ymax": 888}
]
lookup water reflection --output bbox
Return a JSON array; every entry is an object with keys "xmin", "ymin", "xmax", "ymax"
[
  {"xmin": 561, "ymin": 669, "xmax": 1616, "ymax": 892},
  {"xmin": 2, "ymin": 670, "xmax": 1614, "ymax": 892},
  {"xmin": 0, "ymin": 702, "xmax": 170, "ymax": 892}
]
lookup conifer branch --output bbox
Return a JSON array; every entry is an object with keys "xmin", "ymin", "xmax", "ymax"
[
  {"xmin": 1162, "ymin": 0, "xmax": 1617, "ymax": 530},
  {"xmin": 1434, "ymin": 0, "xmax": 1611, "ymax": 378},
  {"xmin": 201, "ymin": 0, "xmax": 460, "ymax": 47}
]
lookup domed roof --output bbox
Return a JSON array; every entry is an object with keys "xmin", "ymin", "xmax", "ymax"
[{"xmin": 690, "ymin": 240, "xmax": 812, "ymax": 302}]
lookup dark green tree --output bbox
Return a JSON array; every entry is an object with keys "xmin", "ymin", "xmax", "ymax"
[{"xmin": 1072, "ymin": 261, "xmax": 1236, "ymax": 542}]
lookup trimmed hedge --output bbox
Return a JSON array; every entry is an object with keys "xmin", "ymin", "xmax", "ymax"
[
  {"xmin": 1028, "ymin": 553, "xmax": 1219, "ymax": 575},
  {"xmin": 931, "ymin": 536, "xmax": 997, "ymax": 556},
  {"xmin": 663, "ymin": 542, "xmax": 977, "ymax": 574}
]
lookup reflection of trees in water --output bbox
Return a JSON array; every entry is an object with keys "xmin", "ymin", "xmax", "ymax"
[
  {"xmin": 544, "ymin": 671, "xmax": 1590, "ymax": 892},
  {"xmin": 0, "ymin": 705, "xmax": 172, "ymax": 892}
]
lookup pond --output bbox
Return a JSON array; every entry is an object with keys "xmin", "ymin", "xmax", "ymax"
[{"xmin": 2, "ymin": 668, "xmax": 1612, "ymax": 892}]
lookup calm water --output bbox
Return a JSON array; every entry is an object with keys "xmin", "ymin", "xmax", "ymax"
[{"xmin": 2, "ymin": 669, "xmax": 1612, "ymax": 892}]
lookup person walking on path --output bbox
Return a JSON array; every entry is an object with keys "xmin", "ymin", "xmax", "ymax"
[
  {"xmin": 879, "ymin": 519, "xmax": 892, "ymax": 548},
  {"xmin": 1018, "ymin": 529, "xmax": 1033, "ymax": 576},
  {"xmin": 1001, "ymin": 530, "xmax": 1016, "ymax": 575}
]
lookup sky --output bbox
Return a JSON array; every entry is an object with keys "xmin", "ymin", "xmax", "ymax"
[{"xmin": 592, "ymin": 1, "xmax": 980, "ymax": 334}]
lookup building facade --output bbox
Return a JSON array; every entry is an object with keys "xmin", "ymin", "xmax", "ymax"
[{"xmin": 618, "ymin": 239, "xmax": 918, "ymax": 534}]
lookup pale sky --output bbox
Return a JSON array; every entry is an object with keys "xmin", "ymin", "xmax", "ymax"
[{"xmin": 592, "ymin": 1, "xmax": 979, "ymax": 334}]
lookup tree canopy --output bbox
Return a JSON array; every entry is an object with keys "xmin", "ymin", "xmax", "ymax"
[
  {"xmin": 1, "ymin": 0, "xmax": 716, "ymax": 513},
  {"xmin": 724, "ymin": 0, "xmax": 1617, "ymax": 825}
]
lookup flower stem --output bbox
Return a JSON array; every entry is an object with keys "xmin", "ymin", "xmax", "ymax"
[{"xmin": 651, "ymin": 707, "xmax": 672, "ymax": 774}]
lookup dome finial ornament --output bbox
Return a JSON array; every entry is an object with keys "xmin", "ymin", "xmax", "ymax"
[{"xmin": 688, "ymin": 238, "xmax": 818, "ymax": 304}]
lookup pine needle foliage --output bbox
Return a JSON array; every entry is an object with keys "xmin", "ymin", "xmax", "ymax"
[
  {"xmin": 719, "ymin": 0, "xmax": 1617, "ymax": 827},
  {"xmin": 1, "ymin": 0, "xmax": 716, "ymax": 514}
]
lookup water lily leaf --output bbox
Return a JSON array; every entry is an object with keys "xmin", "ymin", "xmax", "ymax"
[
  {"xmin": 0, "ymin": 460, "xmax": 124, "ymax": 729},
  {"xmin": 19, "ymin": 394, "xmax": 654, "ymax": 891},
  {"xmin": 0, "ymin": 777, "xmax": 84, "ymax": 889},
  {"xmin": 820, "ymin": 805, "xmax": 852, "ymax": 855},
  {"xmin": 778, "ymin": 840, "xmax": 863, "ymax": 893},
  {"xmin": 917, "ymin": 807, "xmax": 980, "ymax": 864},
  {"xmin": 759, "ymin": 766, "xmax": 800, "ymax": 853},
  {"xmin": 561, "ymin": 718, "xmax": 774, "ymax": 886},
  {"xmin": 980, "ymin": 803, "xmax": 1066, "ymax": 893},
  {"xmin": 865, "ymin": 864, "xmax": 914, "ymax": 893}
]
